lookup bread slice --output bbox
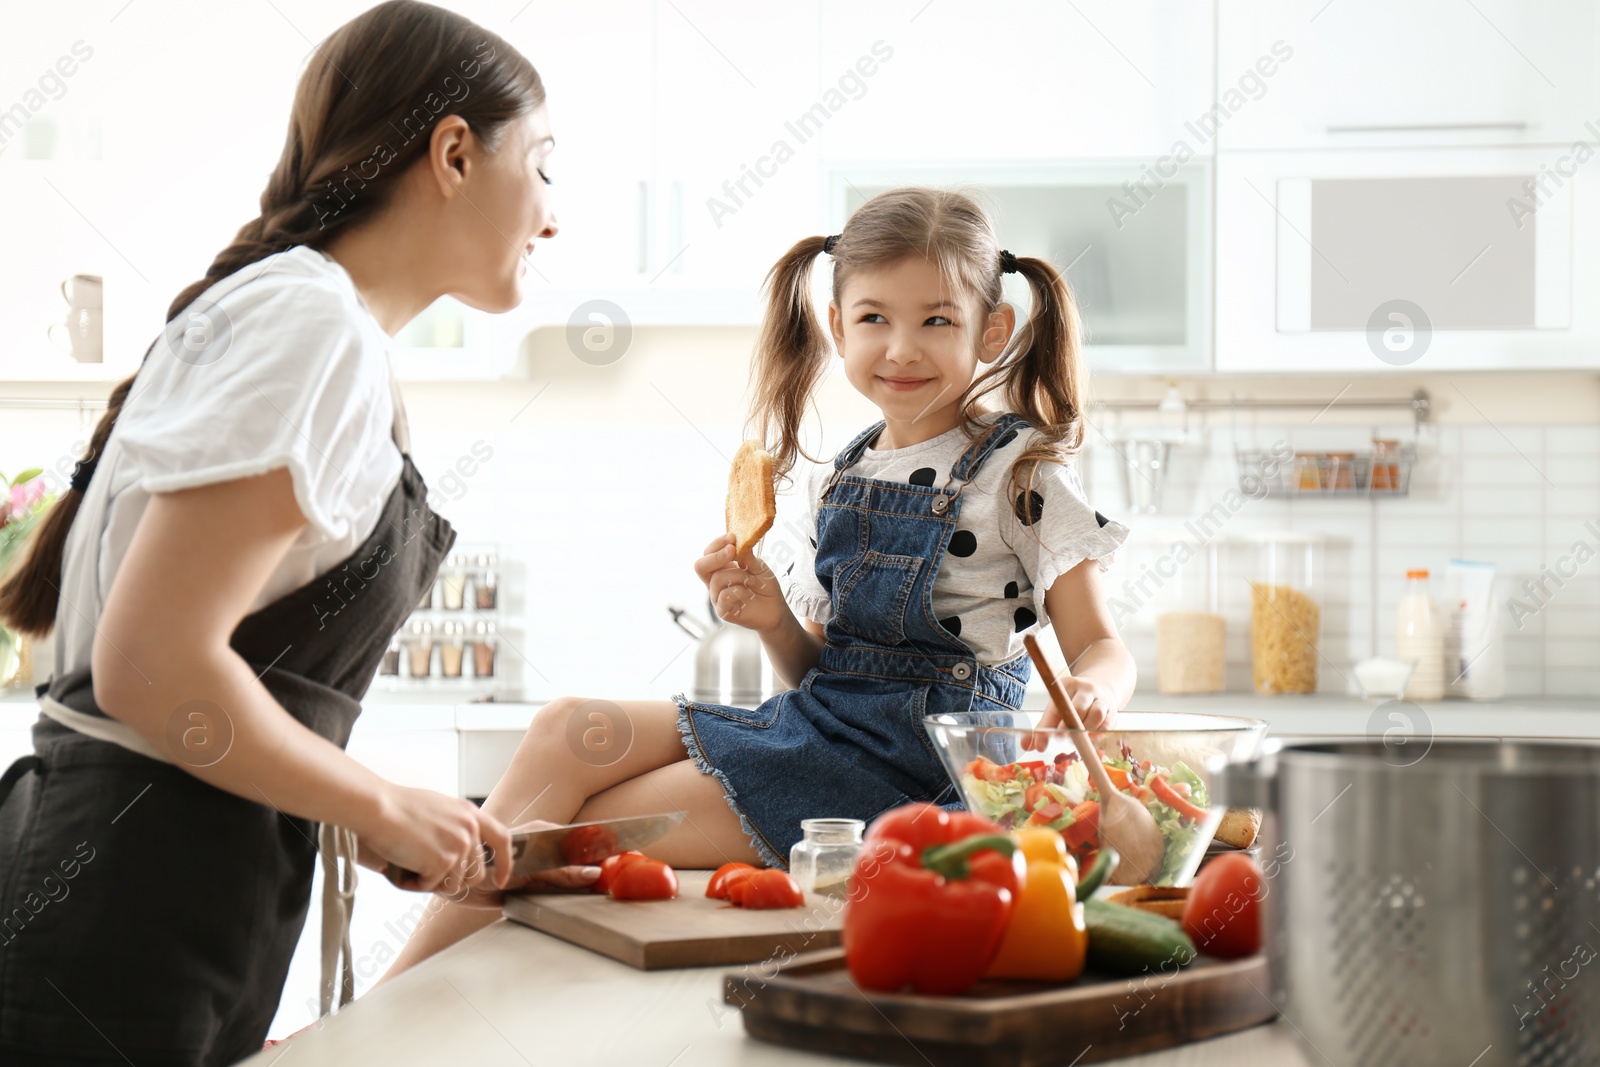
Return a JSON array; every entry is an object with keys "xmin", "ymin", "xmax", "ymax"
[
  {"xmin": 1105, "ymin": 885, "xmax": 1189, "ymax": 920},
  {"xmin": 726, "ymin": 440, "xmax": 776, "ymax": 558},
  {"xmin": 1214, "ymin": 807, "xmax": 1262, "ymax": 849}
]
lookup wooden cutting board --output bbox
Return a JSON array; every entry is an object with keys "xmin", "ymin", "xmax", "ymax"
[
  {"xmin": 726, "ymin": 948, "xmax": 1276, "ymax": 1067},
  {"xmin": 503, "ymin": 870, "xmax": 842, "ymax": 970}
]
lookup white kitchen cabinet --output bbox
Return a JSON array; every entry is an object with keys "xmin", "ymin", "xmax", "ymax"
[
  {"xmin": 1216, "ymin": 0, "xmax": 1600, "ymax": 150},
  {"xmin": 1215, "ymin": 147, "xmax": 1600, "ymax": 371},
  {"xmin": 831, "ymin": 163, "xmax": 1213, "ymax": 373},
  {"xmin": 818, "ymin": 0, "xmax": 1215, "ymax": 163}
]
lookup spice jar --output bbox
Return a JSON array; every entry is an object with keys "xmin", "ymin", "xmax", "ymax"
[
  {"xmin": 379, "ymin": 636, "xmax": 401, "ymax": 676},
  {"xmin": 1294, "ymin": 452, "xmax": 1325, "ymax": 492},
  {"xmin": 405, "ymin": 619, "xmax": 435, "ymax": 678},
  {"xmin": 1155, "ymin": 539, "xmax": 1225, "ymax": 694},
  {"xmin": 471, "ymin": 620, "xmax": 498, "ymax": 678},
  {"xmin": 473, "ymin": 552, "xmax": 498, "ymax": 610},
  {"xmin": 1326, "ymin": 451, "xmax": 1356, "ymax": 492},
  {"xmin": 1245, "ymin": 531, "xmax": 1323, "ymax": 694},
  {"xmin": 1371, "ymin": 439, "xmax": 1400, "ymax": 492},
  {"xmin": 439, "ymin": 620, "xmax": 466, "ymax": 678},
  {"xmin": 788, "ymin": 818, "xmax": 864, "ymax": 898},
  {"xmin": 417, "ymin": 579, "xmax": 434, "ymax": 612},
  {"xmin": 440, "ymin": 553, "xmax": 467, "ymax": 610}
]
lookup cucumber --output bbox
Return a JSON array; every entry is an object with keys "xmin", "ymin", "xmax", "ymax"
[
  {"xmin": 1076, "ymin": 847, "xmax": 1116, "ymax": 897},
  {"xmin": 1084, "ymin": 899, "xmax": 1196, "ymax": 975}
]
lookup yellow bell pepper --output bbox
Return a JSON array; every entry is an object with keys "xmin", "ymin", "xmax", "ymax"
[{"xmin": 983, "ymin": 828, "xmax": 1088, "ymax": 981}]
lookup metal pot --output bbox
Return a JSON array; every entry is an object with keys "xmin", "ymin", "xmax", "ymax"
[
  {"xmin": 667, "ymin": 598, "xmax": 778, "ymax": 709},
  {"xmin": 1220, "ymin": 737, "xmax": 1600, "ymax": 1067}
]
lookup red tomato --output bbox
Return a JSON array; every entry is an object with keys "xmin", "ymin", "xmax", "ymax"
[
  {"xmin": 593, "ymin": 851, "xmax": 646, "ymax": 894},
  {"xmin": 1024, "ymin": 782, "xmax": 1049, "ymax": 812},
  {"xmin": 609, "ymin": 858, "xmax": 679, "ymax": 901},
  {"xmin": 1015, "ymin": 761, "xmax": 1049, "ymax": 785},
  {"xmin": 726, "ymin": 868, "xmax": 804, "ymax": 909},
  {"xmin": 1181, "ymin": 852, "xmax": 1265, "ymax": 959},
  {"xmin": 559, "ymin": 824, "xmax": 620, "ymax": 866},
  {"xmin": 1061, "ymin": 800, "xmax": 1100, "ymax": 849},
  {"xmin": 705, "ymin": 862, "xmax": 758, "ymax": 900}
]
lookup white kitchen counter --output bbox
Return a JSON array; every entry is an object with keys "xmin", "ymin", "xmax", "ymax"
[{"xmin": 237, "ymin": 915, "xmax": 1315, "ymax": 1067}]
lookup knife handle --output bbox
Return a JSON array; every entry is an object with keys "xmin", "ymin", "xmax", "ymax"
[{"xmin": 384, "ymin": 842, "xmax": 496, "ymax": 889}]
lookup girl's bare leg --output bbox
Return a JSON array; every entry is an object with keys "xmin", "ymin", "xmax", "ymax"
[{"xmin": 380, "ymin": 697, "xmax": 754, "ymax": 978}]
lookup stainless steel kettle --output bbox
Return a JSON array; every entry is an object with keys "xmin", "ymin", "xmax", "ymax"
[{"xmin": 667, "ymin": 598, "xmax": 779, "ymax": 709}]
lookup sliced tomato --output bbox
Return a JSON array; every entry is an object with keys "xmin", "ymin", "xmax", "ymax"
[
  {"xmin": 1149, "ymin": 775, "xmax": 1210, "ymax": 823},
  {"xmin": 726, "ymin": 868, "xmax": 804, "ymax": 909},
  {"xmin": 609, "ymin": 858, "xmax": 679, "ymax": 901},
  {"xmin": 705, "ymin": 861, "xmax": 758, "ymax": 900},
  {"xmin": 964, "ymin": 757, "xmax": 1003, "ymax": 782},
  {"xmin": 1061, "ymin": 800, "xmax": 1100, "ymax": 849},
  {"xmin": 593, "ymin": 850, "xmax": 646, "ymax": 894},
  {"xmin": 1015, "ymin": 760, "xmax": 1049, "ymax": 785},
  {"xmin": 1024, "ymin": 782, "xmax": 1049, "ymax": 812},
  {"xmin": 1028, "ymin": 800, "xmax": 1065, "ymax": 826},
  {"xmin": 559, "ymin": 824, "xmax": 620, "ymax": 866}
]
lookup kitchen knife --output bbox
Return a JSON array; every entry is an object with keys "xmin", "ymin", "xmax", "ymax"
[{"xmin": 384, "ymin": 811, "xmax": 686, "ymax": 887}]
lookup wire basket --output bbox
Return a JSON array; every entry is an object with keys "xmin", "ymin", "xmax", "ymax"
[{"xmin": 1236, "ymin": 443, "xmax": 1416, "ymax": 497}]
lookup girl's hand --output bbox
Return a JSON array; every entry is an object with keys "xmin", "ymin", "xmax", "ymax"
[
  {"xmin": 693, "ymin": 533, "xmax": 790, "ymax": 635},
  {"xmin": 358, "ymin": 784, "xmax": 513, "ymax": 893},
  {"xmin": 1023, "ymin": 675, "xmax": 1120, "ymax": 750}
]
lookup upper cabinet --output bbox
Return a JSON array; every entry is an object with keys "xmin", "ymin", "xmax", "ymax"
[
  {"xmin": 1216, "ymin": 0, "xmax": 1600, "ymax": 151},
  {"xmin": 817, "ymin": 1, "xmax": 1215, "ymax": 162}
]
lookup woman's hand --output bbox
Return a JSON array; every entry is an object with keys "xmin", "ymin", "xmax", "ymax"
[
  {"xmin": 1023, "ymin": 674, "xmax": 1120, "ymax": 750},
  {"xmin": 694, "ymin": 533, "xmax": 790, "ymax": 634},
  {"xmin": 358, "ymin": 784, "xmax": 513, "ymax": 893}
]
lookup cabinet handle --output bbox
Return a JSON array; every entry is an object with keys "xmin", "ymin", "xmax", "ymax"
[
  {"xmin": 638, "ymin": 180, "xmax": 650, "ymax": 274},
  {"xmin": 1325, "ymin": 122, "xmax": 1530, "ymax": 133}
]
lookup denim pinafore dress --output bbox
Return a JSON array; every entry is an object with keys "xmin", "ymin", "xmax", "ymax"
[{"xmin": 678, "ymin": 414, "xmax": 1033, "ymax": 868}]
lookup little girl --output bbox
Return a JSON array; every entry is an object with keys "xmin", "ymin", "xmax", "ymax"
[{"xmin": 384, "ymin": 186, "xmax": 1135, "ymax": 971}]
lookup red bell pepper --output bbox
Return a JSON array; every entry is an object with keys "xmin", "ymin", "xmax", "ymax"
[
  {"xmin": 843, "ymin": 803, "xmax": 1021, "ymax": 996},
  {"xmin": 1028, "ymin": 800, "xmax": 1065, "ymax": 826},
  {"xmin": 1015, "ymin": 760, "xmax": 1049, "ymax": 785},
  {"xmin": 1061, "ymin": 800, "xmax": 1100, "ymax": 849}
]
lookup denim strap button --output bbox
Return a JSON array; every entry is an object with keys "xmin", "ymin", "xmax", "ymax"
[{"xmin": 951, "ymin": 662, "xmax": 973, "ymax": 681}]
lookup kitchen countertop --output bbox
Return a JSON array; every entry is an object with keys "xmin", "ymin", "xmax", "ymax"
[{"xmin": 238, "ymin": 913, "xmax": 1315, "ymax": 1067}]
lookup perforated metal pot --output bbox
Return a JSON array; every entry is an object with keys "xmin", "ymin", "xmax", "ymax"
[{"xmin": 1221, "ymin": 739, "xmax": 1600, "ymax": 1067}]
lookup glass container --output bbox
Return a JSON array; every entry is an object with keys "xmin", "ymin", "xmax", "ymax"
[
  {"xmin": 439, "ymin": 620, "xmax": 466, "ymax": 678},
  {"xmin": 405, "ymin": 619, "xmax": 435, "ymax": 678},
  {"xmin": 1245, "ymin": 531, "xmax": 1324, "ymax": 695},
  {"xmin": 440, "ymin": 553, "xmax": 467, "ymax": 610},
  {"xmin": 473, "ymin": 552, "xmax": 499, "ymax": 610},
  {"xmin": 471, "ymin": 620, "xmax": 498, "ymax": 678},
  {"xmin": 378, "ymin": 636, "xmax": 401, "ymax": 676},
  {"xmin": 788, "ymin": 818, "xmax": 865, "ymax": 898},
  {"xmin": 1156, "ymin": 539, "xmax": 1225, "ymax": 694}
]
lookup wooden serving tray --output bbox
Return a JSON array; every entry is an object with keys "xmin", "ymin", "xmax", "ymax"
[
  {"xmin": 503, "ymin": 870, "xmax": 842, "ymax": 970},
  {"xmin": 725, "ymin": 948, "xmax": 1276, "ymax": 1066}
]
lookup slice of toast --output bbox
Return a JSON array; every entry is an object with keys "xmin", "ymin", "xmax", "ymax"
[
  {"xmin": 1214, "ymin": 807, "xmax": 1262, "ymax": 850},
  {"xmin": 726, "ymin": 440, "xmax": 776, "ymax": 558}
]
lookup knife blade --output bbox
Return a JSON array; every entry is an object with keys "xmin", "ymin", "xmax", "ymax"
[{"xmin": 384, "ymin": 811, "xmax": 686, "ymax": 887}]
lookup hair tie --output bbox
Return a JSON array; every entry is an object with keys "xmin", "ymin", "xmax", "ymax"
[
  {"xmin": 998, "ymin": 249, "xmax": 1020, "ymax": 274},
  {"xmin": 70, "ymin": 456, "xmax": 98, "ymax": 494},
  {"xmin": 822, "ymin": 234, "xmax": 841, "ymax": 254}
]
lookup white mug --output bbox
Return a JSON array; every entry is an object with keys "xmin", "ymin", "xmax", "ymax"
[{"xmin": 61, "ymin": 274, "xmax": 103, "ymax": 310}]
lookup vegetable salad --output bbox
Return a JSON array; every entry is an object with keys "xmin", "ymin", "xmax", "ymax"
[{"xmin": 961, "ymin": 745, "xmax": 1212, "ymax": 885}]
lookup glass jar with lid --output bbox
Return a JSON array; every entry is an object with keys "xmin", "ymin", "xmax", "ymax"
[
  {"xmin": 438, "ymin": 620, "xmax": 467, "ymax": 678},
  {"xmin": 473, "ymin": 552, "xmax": 499, "ymax": 610},
  {"xmin": 1244, "ymin": 531, "xmax": 1324, "ymax": 694},
  {"xmin": 1156, "ymin": 539, "xmax": 1225, "ymax": 694},
  {"xmin": 471, "ymin": 620, "xmax": 498, "ymax": 678},
  {"xmin": 379, "ymin": 635, "xmax": 401, "ymax": 676},
  {"xmin": 788, "ymin": 818, "xmax": 865, "ymax": 898},
  {"xmin": 405, "ymin": 619, "xmax": 435, "ymax": 678},
  {"xmin": 439, "ymin": 553, "xmax": 467, "ymax": 610}
]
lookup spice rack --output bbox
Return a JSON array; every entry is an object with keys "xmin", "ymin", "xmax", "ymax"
[
  {"xmin": 1235, "ymin": 441, "xmax": 1416, "ymax": 498},
  {"xmin": 372, "ymin": 542, "xmax": 513, "ymax": 695}
]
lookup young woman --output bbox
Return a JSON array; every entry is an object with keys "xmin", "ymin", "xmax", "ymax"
[
  {"xmin": 384, "ymin": 187, "xmax": 1136, "ymax": 974},
  {"xmin": 0, "ymin": 4, "xmax": 582, "ymax": 1063}
]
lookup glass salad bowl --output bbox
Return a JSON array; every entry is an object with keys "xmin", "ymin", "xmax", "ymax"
[{"xmin": 922, "ymin": 711, "xmax": 1268, "ymax": 887}]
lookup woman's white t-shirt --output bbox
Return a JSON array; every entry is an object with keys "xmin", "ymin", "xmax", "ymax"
[
  {"xmin": 782, "ymin": 414, "xmax": 1129, "ymax": 666},
  {"xmin": 52, "ymin": 246, "xmax": 404, "ymax": 676}
]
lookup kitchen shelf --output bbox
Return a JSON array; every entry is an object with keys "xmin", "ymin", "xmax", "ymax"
[{"xmin": 1236, "ymin": 444, "xmax": 1417, "ymax": 498}]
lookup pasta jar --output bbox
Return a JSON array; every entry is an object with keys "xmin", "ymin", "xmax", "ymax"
[
  {"xmin": 1156, "ymin": 539, "xmax": 1225, "ymax": 694},
  {"xmin": 1244, "ymin": 531, "xmax": 1324, "ymax": 695}
]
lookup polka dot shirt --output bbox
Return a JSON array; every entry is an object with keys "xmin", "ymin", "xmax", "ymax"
[{"xmin": 783, "ymin": 414, "xmax": 1130, "ymax": 666}]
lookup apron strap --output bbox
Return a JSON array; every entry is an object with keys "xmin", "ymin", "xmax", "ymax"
[
  {"xmin": 317, "ymin": 823, "xmax": 359, "ymax": 1016},
  {"xmin": 0, "ymin": 754, "xmax": 43, "ymax": 811}
]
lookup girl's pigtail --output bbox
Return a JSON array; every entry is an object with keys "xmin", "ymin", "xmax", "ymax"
[
  {"xmin": 1002, "ymin": 254, "xmax": 1088, "ymax": 507},
  {"xmin": 749, "ymin": 235, "xmax": 833, "ymax": 485}
]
